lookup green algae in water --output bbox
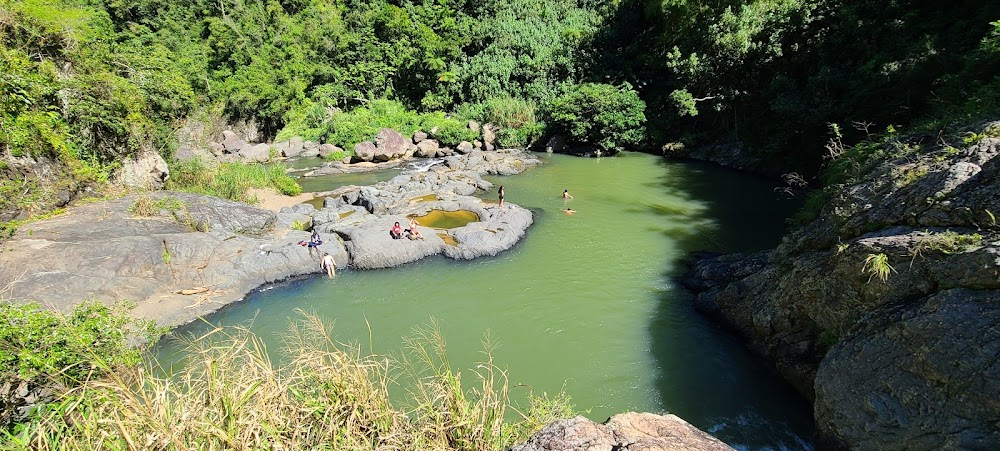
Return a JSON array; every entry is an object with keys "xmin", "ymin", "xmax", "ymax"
[
  {"xmin": 409, "ymin": 194, "xmax": 439, "ymax": 203},
  {"xmin": 411, "ymin": 210, "xmax": 479, "ymax": 229}
]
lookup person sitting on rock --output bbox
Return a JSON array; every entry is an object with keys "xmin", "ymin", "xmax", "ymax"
[
  {"xmin": 406, "ymin": 218, "xmax": 424, "ymax": 240},
  {"xmin": 390, "ymin": 221, "xmax": 404, "ymax": 239},
  {"xmin": 308, "ymin": 230, "xmax": 323, "ymax": 247}
]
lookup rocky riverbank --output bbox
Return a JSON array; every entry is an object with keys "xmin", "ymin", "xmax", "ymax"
[
  {"xmin": 681, "ymin": 123, "xmax": 1000, "ymax": 449},
  {"xmin": 0, "ymin": 149, "xmax": 537, "ymax": 328}
]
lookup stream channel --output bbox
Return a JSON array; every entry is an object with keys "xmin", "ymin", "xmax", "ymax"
[{"xmin": 157, "ymin": 152, "xmax": 815, "ymax": 449}]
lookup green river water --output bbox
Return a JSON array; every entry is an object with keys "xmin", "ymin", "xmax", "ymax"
[{"xmin": 157, "ymin": 152, "xmax": 814, "ymax": 449}]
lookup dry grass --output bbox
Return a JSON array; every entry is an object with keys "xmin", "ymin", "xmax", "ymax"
[{"xmin": 8, "ymin": 314, "xmax": 571, "ymax": 450}]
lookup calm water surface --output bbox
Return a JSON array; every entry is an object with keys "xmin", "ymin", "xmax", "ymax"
[{"xmin": 158, "ymin": 152, "xmax": 813, "ymax": 449}]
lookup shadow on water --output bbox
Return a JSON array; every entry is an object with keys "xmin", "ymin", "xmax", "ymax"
[{"xmin": 646, "ymin": 159, "xmax": 815, "ymax": 449}]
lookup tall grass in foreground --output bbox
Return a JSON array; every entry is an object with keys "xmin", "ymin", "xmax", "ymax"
[
  {"xmin": 7, "ymin": 314, "xmax": 572, "ymax": 450},
  {"xmin": 167, "ymin": 158, "xmax": 302, "ymax": 204}
]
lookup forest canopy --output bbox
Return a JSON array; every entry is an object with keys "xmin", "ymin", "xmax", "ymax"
[{"xmin": 1, "ymin": 0, "xmax": 998, "ymax": 177}]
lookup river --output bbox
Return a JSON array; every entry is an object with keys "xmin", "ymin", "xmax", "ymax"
[{"xmin": 156, "ymin": 152, "xmax": 814, "ymax": 449}]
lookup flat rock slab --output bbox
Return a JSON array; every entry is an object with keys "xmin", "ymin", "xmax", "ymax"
[
  {"xmin": 0, "ymin": 192, "xmax": 347, "ymax": 327},
  {"xmin": 1, "ymin": 149, "xmax": 542, "ymax": 327}
]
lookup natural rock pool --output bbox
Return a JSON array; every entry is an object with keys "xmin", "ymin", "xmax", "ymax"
[{"xmin": 157, "ymin": 152, "xmax": 814, "ymax": 449}]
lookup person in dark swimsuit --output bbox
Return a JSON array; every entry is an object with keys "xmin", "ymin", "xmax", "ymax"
[{"xmin": 498, "ymin": 185, "xmax": 505, "ymax": 208}]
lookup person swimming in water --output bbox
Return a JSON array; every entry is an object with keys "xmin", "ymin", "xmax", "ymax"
[
  {"xmin": 321, "ymin": 252, "xmax": 336, "ymax": 277},
  {"xmin": 562, "ymin": 189, "xmax": 573, "ymax": 199},
  {"xmin": 563, "ymin": 208, "xmax": 576, "ymax": 215}
]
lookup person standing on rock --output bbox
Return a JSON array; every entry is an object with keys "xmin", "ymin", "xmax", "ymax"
[
  {"xmin": 498, "ymin": 185, "xmax": 505, "ymax": 208},
  {"xmin": 321, "ymin": 253, "xmax": 336, "ymax": 278}
]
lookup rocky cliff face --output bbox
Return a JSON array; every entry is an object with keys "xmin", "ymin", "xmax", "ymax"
[{"xmin": 682, "ymin": 124, "xmax": 1000, "ymax": 449}]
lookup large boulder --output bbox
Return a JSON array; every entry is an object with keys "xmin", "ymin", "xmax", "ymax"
[
  {"xmin": 221, "ymin": 130, "xmax": 246, "ymax": 153},
  {"xmin": 374, "ymin": 128, "xmax": 415, "ymax": 161},
  {"xmin": 512, "ymin": 413, "xmax": 734, "ymax": 451},
  {"xmin": 287, "ymin": 137, "xmax": 305, "ymax": 157},
  {"xmin": 238, "ymin": 143, "xmax": 271, "ymax": 162},
  {"xmin": 814, "ymin": 288, "xmax": 1000, "ymax": 450},
  {"xmin": 318, "ymin": 143, "xmax": 342, "ymax": 159},
  {"xmin": 482, "ymin": 123, "xmax": 497, "ymax": 151},
  {"xmin": 415, "ymin": 139, "xmax": 441, "ymax": 158},
  {"xmin": 413, "ymin": 131, "xmax": 428, "ymax": 143},
  {"xmin": 456, "ymin": 141, "xmax": 474, "ymax": 154},
  {"xmin": 118, "ymin": 151, "xmax": 170, "ymax": 190},
  {"xmin": 354, "ymin": 141, "xmax": 377, "ymax": 162}
]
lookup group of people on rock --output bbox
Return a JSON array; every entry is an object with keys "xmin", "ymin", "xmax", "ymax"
[
  {"xmin": 309, "ymin": 186, "xmax": 577, "ymax": 279},
  {"xmin": 391, "ymin": 217, "xmax": 424, "ymax": 240}
]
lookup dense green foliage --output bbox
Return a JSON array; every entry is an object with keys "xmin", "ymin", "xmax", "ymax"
[
  {"xmin": 546, "ymin": 83, "xmax": 646, "ymax": 153},
  {"xmin": 166, "ymin": 159, "xmax": 302, "ymax": 204},
  {"xmin": 0, "ymin": 302, "xmax": 159, "ymax": 428},
  {"xmin": 1, "ymin": 0, "xmax": 998, "ymax": 224},
  {"xmin": 593, "ymin": 0, "xmax": 1000, "ymax": 171}
]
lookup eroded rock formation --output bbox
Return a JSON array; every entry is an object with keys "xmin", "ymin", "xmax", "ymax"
[{"xmin": 682, "ymin": 124, "xmax": 1000, "ymax": 448}]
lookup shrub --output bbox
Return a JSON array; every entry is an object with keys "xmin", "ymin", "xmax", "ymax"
[
  {"xmin": 0, "ymin": 302, "xmax": 160, "ymax": 428},
  {"xmin": 166, "ymin": 159, "xmax": 302, "ymax": 203},
  {"xmin": 545, "ymin": 83, "xmax": 646, "ymax": 154},
  {"xmin": 420, "ymin": 113, "xmax": 479, "ymax": 147}
]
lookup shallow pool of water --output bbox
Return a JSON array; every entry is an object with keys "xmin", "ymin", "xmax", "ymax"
[{"xmin": 158, "ymin": 152, "xmax": 813, "ymax": 449}]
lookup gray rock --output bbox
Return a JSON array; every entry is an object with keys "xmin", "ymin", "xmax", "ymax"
[
  {"xmin": 221, "ymin": 130, "xmax": 246, "ymax": 153},
  {"xmin": 473, "ymin": 140, "xmax": 483, "ymax": 149},
  {"xmin": 0, "ymin": 192, "xmax": 347, "ymax": 328},
  {"xmin": 374, "ymin": 128, "xmax": 414, "ymax": 162},
  {"xmin": 118, "ymin": 151, "xmax": 170, "ymax": 190},
  {"xmin": 512, "ymin": 413, "xmax": 733, "ymax": 451},
  {"xmin": 413, "ymin": 131, "xmax": 428, "ymax": 143},
  {"xmin": 303, "ymin": 140, "xmax": 319, "ymax": 151},
  {"xmin": 482, "ymin": 123, "xmax": 497, "ymax": 151},
  {"xmin": 318, "ymin": 143, "xmax": 342, "ymax": 159},
  {"xmin": 682, "ymin": 122, "xmax": 1000, "ymax": 448},
  {"xmin": 301, "ymin": 148, "xmax": 320, "ymax": 158},
  {"xmin": 209, "ymin": 142, "xmax": 225, "ymax": 157},
  {"xmin": 815, "ymin": 289, "xmax": 1000, "ymax": 450},
  {"xmin": 468, "ymin": 120, "xmax": 480, "ymax": 132},
  {"xmin": 238, "ymin": 143, "xmax": 271, "ymax": 162},
  {"xmin": 288, "ymin": 136, "xmax": 305, "ymax": 156},
  {"xmin": 354, "ymin": 141, "xmax": 377, "ymax": 162},
  {"xmin": 415, "ymin": 140, "xmax": 440, "ymax": 158},
  {"xmin": 456, "ymin": 141, "xmax": 474, "ymax": 154}
]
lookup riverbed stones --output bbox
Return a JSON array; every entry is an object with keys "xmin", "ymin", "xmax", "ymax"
[
  {"xmin": 456, "ymin": 141, "xmax": 474, "ymax": 154},
  {"xmin": 512, "ymin": 413, "xmax": 734, "ymax": 451}
]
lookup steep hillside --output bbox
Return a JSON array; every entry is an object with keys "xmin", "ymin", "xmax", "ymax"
[{"xmin": 683, "ymin": 121, "xmax": 1000, "ymax": 448}]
